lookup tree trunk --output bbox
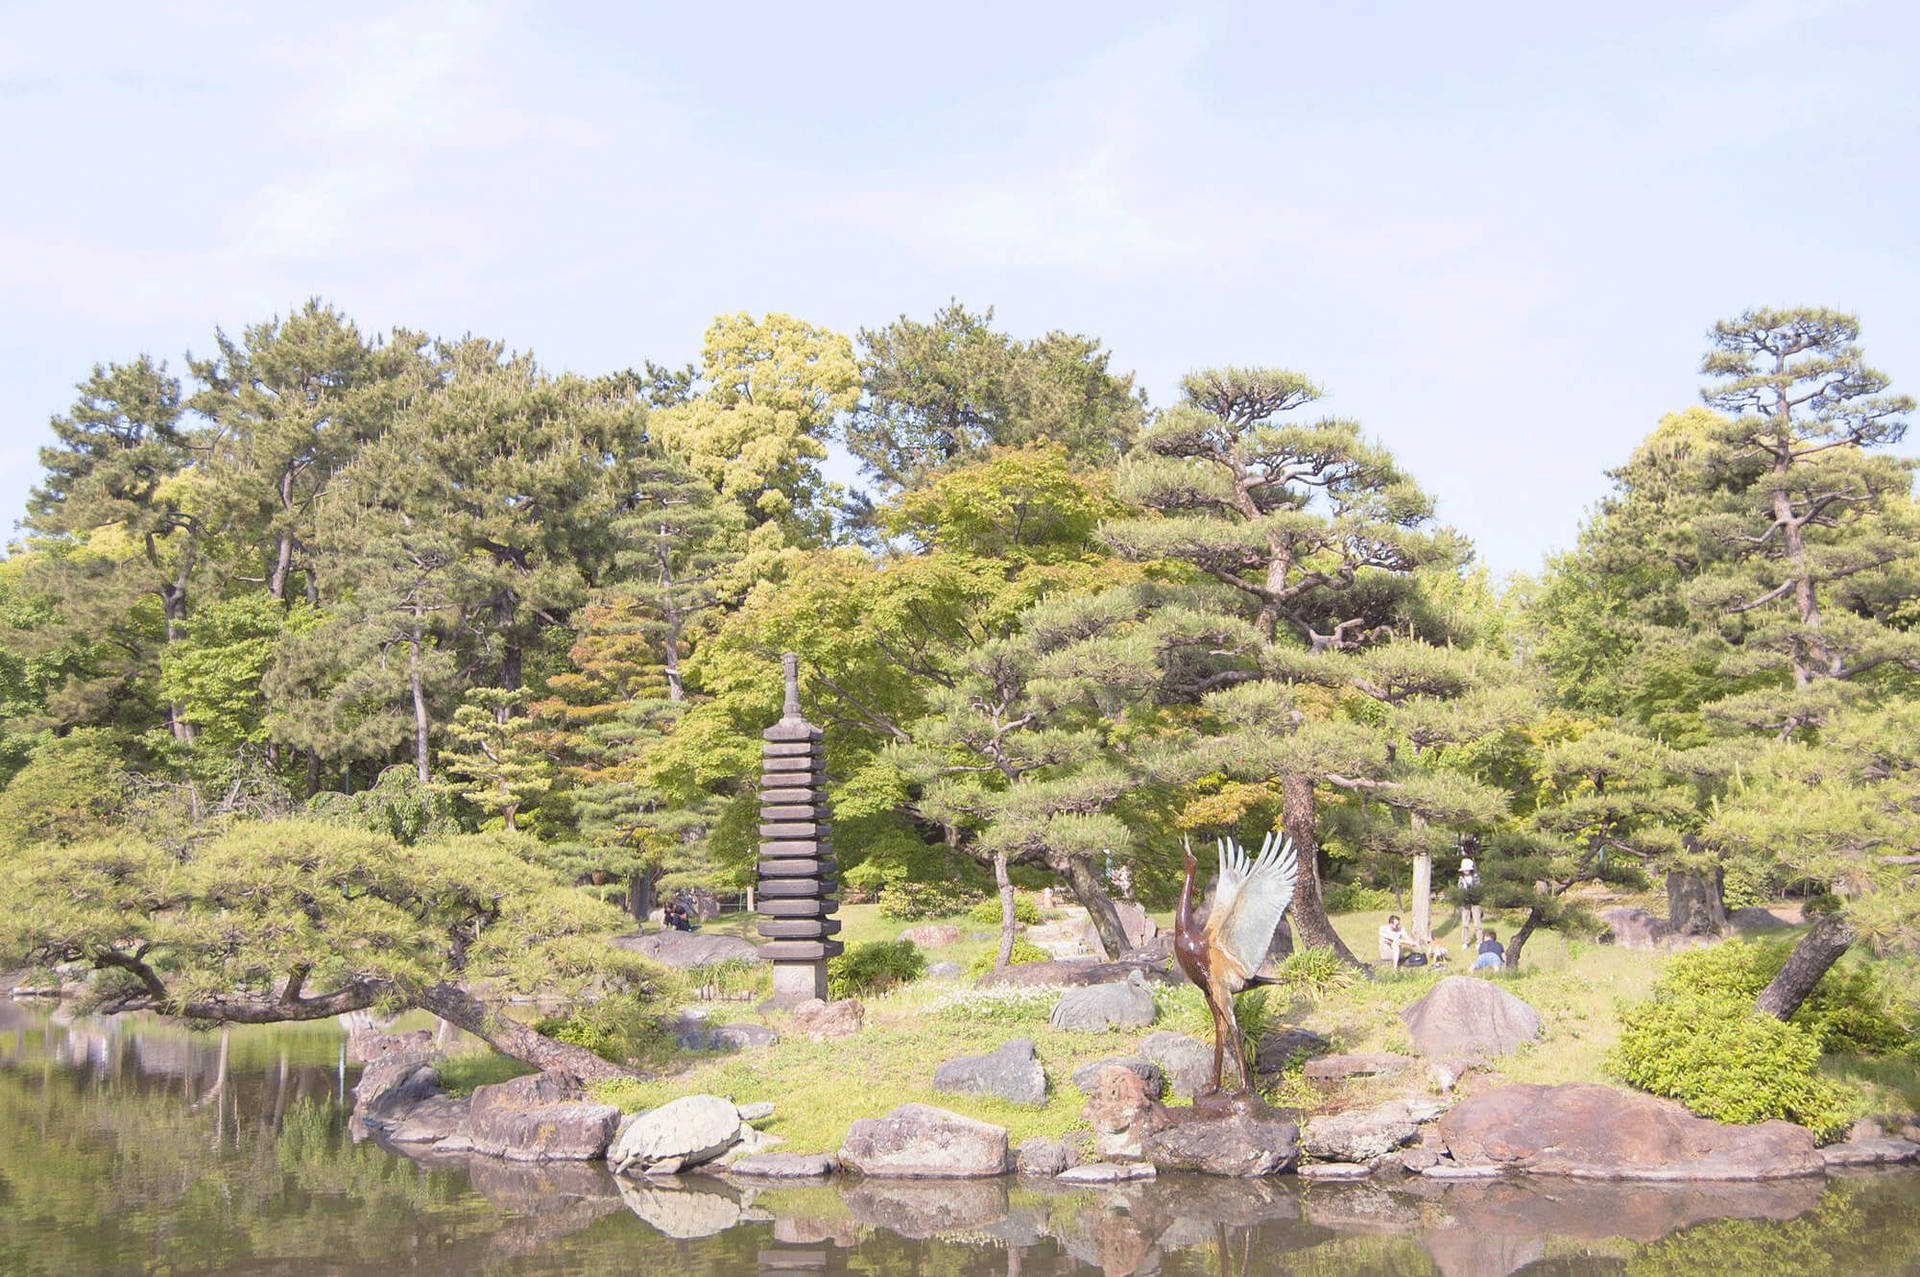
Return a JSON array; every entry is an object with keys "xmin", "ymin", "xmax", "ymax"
[
  {"xmin": 415, "ymin": 983, "xmax": 638, "ymax": 1083},
  {"xmin": 409, "ymin": 618, "xmax": 431, "ymax": 784},
  {"xmin": 1410, "ymin": 847, "xmax": 1433, "ymax": 943},
  {"xmin": 1756, "ymin": 912, "xmax": 1856, "ymax": 1022},
  {"xmin": 993, "ymin": 850, "xmax": 1017, "ymax": 970},
  {"xmin": 1061, "ymin": 856, "xmax": 1130, "ymax": 959},
  {"xmin": 305, "ymin": 748, "xmax": 321, "ymax": 799},
  {"xmin": 1506, "ymin": 905, "xmax": 1545, "ymax": 971},
  {"xmin": 1281, "ymin": 773, "xmax": 1366, "ymax": 969},
  {"xmin": 1667, "ymin": 869, "xmax": 1727, "ymax": 937},
  {"xmin": 627, "ymin": 868, "xmax": 656, "ymax": 927}
]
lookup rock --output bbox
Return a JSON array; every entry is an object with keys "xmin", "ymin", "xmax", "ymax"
[
  {"xmin": 1438, "ymin": 1083, "xmax": 1825, "ymax": 1180},
  {"xmin": 900, "ymin": 924, "xmax": 962, "ymax": 948},
  {"xmin": 1420, "ymin": 1162, "xmax": 1504, "ymax": 1179},
  {"xmin": 729, "ymin": 1152, "xmax": 836, "ymax": 1178},
  {"xmin": 1298, "ymin": 1161, "xmax": 1372, "ymax": 1180},
  {"xmin": 353, "ymin": 1057, "xmax": 444, "ymax": 1126},
  {"xmin": 1599, "ymin": 906, "xmax": 1670, "ymax": 951},
  {"xmin": 932, "ymin": 1037, "xmax": 1047, "ymax": 1106},
  {"xmin": 1728, "ymin": 906, "xmax": 1792, "ymax": 932},
  {"xmin": 1427, "ymin": 1056, "xmax": 1477, "ymax": 1093},
  {"xmin": 1303, "ymin": 1100, "xmax": 1420, "ymax": 1162},
  {"xmin": 346, "ymin": 1027, "xmax": 436, "ymax": 1062},
  {"xmin": 1401, "ymin": 976, "xmax": 1542, "ymax": 1060},
  {"xmin": 927, "ymin": 962, "xmax": 964, "ymax": 979},
  {"xmin": 1303, "ymin": 1052, "xmax": 1415, "ymax": 1081},
  {"xmin": 1083, "ymin": 1065, "xmax": 1158, "ymax": 1159},
  {"xmin": 1255, "ymin": 1027, "xmax": 1333, "ymax": 1074},
  {"xmin": 1137, "ymin": 1031, "xmax": 1215, "ymax": 1098},
  {"xmin": 792, "ymin": 997, "xmax": 864, "ymax": 1041},
  {"xmin": 1077, "ymin": 901, "xmax": 1159, "ymax": 955},
  {"xmin": 1049, "ymin": 972, "xmax": 1159, "ymax": 1032},
  {"xmin": 610, "ymin": 1094, "xmax": 747, "ymax": 1174},
  {"xmin": 468, "ymin": 1071, "xmax": 622, "ymax": 1162},
  {"xmin": 673, "ymin": 1019, "xmax": 781, "ymax": 1051},
  {"xmin": 1404, "ymin": 1098, "xmax": 1448, "ymax": 1125},
  {"xmin": 838, "ymin": 1103, "xmax": 1011, "ymax": 1178},
  {"xmin": 1016, "ymin": 1136, "xmax": 1076, "ymax": 1176},
  {"xmin": 613, "ymin": 931, "xmax": 764, "ymax": 968},
  {"xmin": 1399, "ymin": 1141, "xmax": 1442, "ymax": 1172},
  {"xmin": 1820, "ymin": 1137, "xmax": 1920, "ymax": 1167},
  {"xmin": 1058, "ymin": 1161, "xmax": 1157, "ymax": 1184},
  {"xmin": 1140, "ymin": 1097, "xmax": 1300, "ymax": 1177},
  {"xmin": 736, "ymin": 1101, "xmax": 774, "ymax": 1123},
  {"xmin": 974, "ymin": 957, "xmax": 1181, "ymax": 988},
  {"xmin": 386, "ymin": 1093, "xmax": 472, "ymax": 1146},
  {"xmin": 1071, "ymin": 1055, "xmax": 1165, "ymax": 1099}
]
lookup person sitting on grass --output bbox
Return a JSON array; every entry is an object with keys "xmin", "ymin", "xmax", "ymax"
[
  {"xmin": 1473, "ymin": 928, "xmax": 1504, "ymax": 971},
  {"xmin": 1378, "ymin": 914, "xmax": 1415, "ymax": 967}
]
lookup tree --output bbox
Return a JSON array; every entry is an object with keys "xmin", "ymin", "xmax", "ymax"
[
  {"xmin": 440, "ymin": 687, "xmax": 554, "ymax": 831},
  {"xmin": 1105, "ymin": 368, "xmax": 1461, "ymax": 963},
  {"xmin": 0, "ymin": 818, "xmax": 663, "ymax": 1080},
  {"xmin": 847, "ymin": 301, "xmax": 1146, "ymax": 491},
  {"xmin": 649, "ymin": 313, "xmax": 858, "ymax": 544}
]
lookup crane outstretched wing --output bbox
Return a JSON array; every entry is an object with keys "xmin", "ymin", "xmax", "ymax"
[{"xmin": 1205, "ymin": 831, "xmax": 1298, "ymax": 982}]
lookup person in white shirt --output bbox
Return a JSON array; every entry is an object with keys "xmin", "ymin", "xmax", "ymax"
[{"xmin": 1378, "ymin": 914, "xmax": 1413, "ymax": 967}]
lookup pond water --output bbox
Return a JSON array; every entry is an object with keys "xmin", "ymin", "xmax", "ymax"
[{"xmin": 2, "ymin": 1003, "xmax": 1916, "ymax": 1276}]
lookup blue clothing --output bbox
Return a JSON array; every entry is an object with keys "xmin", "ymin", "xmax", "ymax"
[{"xmin": 1472, "ymin": 952, "xmax": 1502, "ymax": 971}]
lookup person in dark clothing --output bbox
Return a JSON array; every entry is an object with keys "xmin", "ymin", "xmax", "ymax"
[{"xmin": 1473, "ymin": 928, "xmax": 1504, "ymax": 971}]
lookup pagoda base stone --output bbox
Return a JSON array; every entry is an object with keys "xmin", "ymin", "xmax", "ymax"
[{"xmin": 765, "ymin": 961, "xmax": 830, "ymax": 1008}]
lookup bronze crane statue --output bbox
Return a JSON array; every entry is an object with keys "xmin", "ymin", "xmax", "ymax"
[{"xmin": 1174, "ymin": 832, "xmax": 1299, "ymax": 1094}]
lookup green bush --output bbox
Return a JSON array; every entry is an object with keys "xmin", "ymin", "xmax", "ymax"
[
  {"xmin": 828, "ymin": 939, "xmax": 927, "ymax": 999},
  {"xmin": 966, "ymin": 893, "xmax": 1042, "ymax": 925},
  {"xmin": 1656, "ymin": 941, "xmax": 1912, "ymax": 1057},
  {"xmin": 1322, "ymin": 881, "xmax": 1396, "ymax": 914},
  {"xmin": 1609, "ymin": 993, "xmax": 1854, "ymax": 1141},
  {"xmin": 532, "ymin": 994, "xmax": 662, "ymax": 1067},
  {"xmin": 876, "ymin": 880, "xmax": 980, "ymax": 920},
  {"xmin": 964, "ymin": 937, "xmax": 1051, "ymax": 978},
  {"xmin": 1269, "ymin": 946, "xmax": 1361, "ymax": 1001}
]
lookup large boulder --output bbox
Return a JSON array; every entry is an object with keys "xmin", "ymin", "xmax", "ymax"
[
  {"xmin": 1303, "ymin": 1100, "xmax": 1420, "ymax": 1162},
  {"xmin": 1015, "ymin": 1136, "xmax": 1079, "ymax": 1176},
  {"xmin": 792, "ymin": 997, "xmax": 864, "ymax": 1042},
  {"xmin": 1083, "ymin": 1065, "xmax": 1159, "ymax": 1160},
  {"xmin": 932, "ymin": 1037, "xmax": 1047, "ymax": 1106},
  {"xmin": 673, "ymin": 1018, "xmax": 780, "ymax": 1051},
  {"xmin": 1728, "ymin": 906, "xmax": 1793, "ymax": 933},
  {"xmin": 1600, "ymin": 906, "xmax": 1670, "ymax": 951},
  {"xmin": 610, "ymin": 1094, "xmax": 749, "ymax": 1175},
  {"xmin": 1255, "ymin": 1027, "xmax": 1332, "ymax": 1074},
  {"xmin": 1140, "ymin": 1098, "xmax": 1300, "ymax": 1178},
  {"xmin": 1071, "ymin": 1055, "xmax": 1165, "ymax": 1099},
  {"xmin": 1136, "ymin": 1031, "xmax": 1215, "ymax": 1098},
  {"xmin": 1078, "ymin": 901, "xmax": 1159, "ymax": 955},
  {"xmin": 352, "ymin": 1055, "xmax": 444, "ymax": 1126},
  {"xmin": 1049, "ymin": 971, "xmax": 1158, "ymax": 1032},
  {"xmin": 838, "ymin": 1103, "xmax": 1011, "ymax": 1178},
  {"xmin": 1401, "ymin": 975, "xmax": 1542, "ymax": 1060},
  {"xmin": 468, "ymin": 1070, "xmax": 622, "ymax": 1162},
  {"xmin": 728, "ymin": 1152, "xmax": 836, "ymax": 1179},
  {"xmin": 1438, "ymin": 1083, "xmax": 1824, "ymax": 1180},
  {"xmin": 614, "ymin": 931, "xmax": 764, "ymax": 968},
  {"xmin": 900, "ymin": 924, "xmax": 962, "ymax": 948},
  {"xmin": 386, "ymin": 1093, "xmax": 473, "ymax": 1149}
]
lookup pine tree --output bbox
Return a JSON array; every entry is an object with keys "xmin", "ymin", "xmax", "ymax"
[{"xmin": 439, "ymin": 687, "xmax": 553, "ymax": 831}]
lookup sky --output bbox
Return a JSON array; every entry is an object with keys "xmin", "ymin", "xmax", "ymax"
[{"xmin": 2, "ymin": 0, "xmax": 1914, "ymax": 576}]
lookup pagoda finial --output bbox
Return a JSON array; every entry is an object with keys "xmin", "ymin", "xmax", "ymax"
[{"xmin": 782, "ymin": 652, "xmax": 802, "ymax": 720}]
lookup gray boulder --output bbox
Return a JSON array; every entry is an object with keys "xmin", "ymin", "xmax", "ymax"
[
  {"xmin": 1303, "ymin": 1100, "xmax": 1420, "ymax": 1162},
  {"xmin": 1820, "ymin": 1138, "xmax": 1920, "ymax": 1167},
  {"xmin": 614, "ymin": 931, "xmax": 764, "ymax": 968},
  {"xmin": 673, "ymin": 1019, "xmax": 780, "ymax": 1051},
  {"xmin": 386, "ymin": 1093, "xmax": 472, "ymax": 1149},
  {"xmin": 792, "ymin": 997, "xmax": 864, "ymax": 1041},
  {"xmin": 1255, "ymin": 1027, "xmax": 1332, "ymax": 1073},
  {"xmin": 1303, "ymin": 1052, "xmax": 1416, "ymax": 1081},
  {"xmin": 1048, "ymin": 971, "xmax": 1158, "ymax": 1032},
  {"xmin": 1137, "ymin": 1031, "xmax": 1215, "ymax": 1098},
  {"xmin": 1401, "ymin": 975, "xmax": 1542, "ymax": 1060},
  {"xmin": 1729, "ymin": 906, "xmax": 1793, "ymax": 933},
  {"xmin": 933, "ymin": 1037, "xmax": 1047, "ymax": 1106},
  {"xmin": 900, "ymin": 924, "xmax": 962, "ymax": 948},
  {"xmin": 468, "ymin": 1071, "xmax": 622, "ymax": 1162},
  {"xmin": 1141, "ymin": 1103, "xmax": 1300, "ymax": 1177},
  {"xmin": 1297, "ymin": 1161, "xmax": 1371, "ymax": 1180},
  {"xmin": 729, "ymin": 1152, "xmax": 836, "ymax": 1178},
  {"xmin": 926, "ymin": 961, "xmax": 964, "ymax": 979},
  {"xmin": 1078, "ymin": 900, "xmax": 1159, "ymax": 954},
  {"xmin": 352, "ymin": 1053, "xmax": 443, "ymax": 1125},
  {"xmin": 1015, "ymin": 1136, "xmax": 1076, "ymax": 1176},
  {"xmin": 1058, "ymin": 1161, "xmax": 1156, "ymax": 1184},
  {"xmin": 1600, "ymin": 906, "xmax": 1670, "ymax": 951},
  {"xmin": 838, "ymin": 1103, "xmax": 1011, "ymax": 1178},
  {"xmin": 1071, "ymin": 1055, "xmax": 1165, "ymax": 1099},
  {"xmin": 610, "ymin": 1094, "xmax": 747, "ymax": 1174}
]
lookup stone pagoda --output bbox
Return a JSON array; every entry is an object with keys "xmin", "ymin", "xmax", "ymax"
[{"xmin": 755, "ymin": 653, "xmax": 841, "ymax": 1004}]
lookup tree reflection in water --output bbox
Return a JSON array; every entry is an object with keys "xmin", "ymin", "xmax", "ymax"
[{"xmin": 3, "ymin": 1005, "xmax": 1918, "ymax": 1276}]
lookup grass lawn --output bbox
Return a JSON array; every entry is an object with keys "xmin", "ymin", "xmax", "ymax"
[{"xmin": 429, "ymin": 899, "xmax": 1918, "ymax": 1152}]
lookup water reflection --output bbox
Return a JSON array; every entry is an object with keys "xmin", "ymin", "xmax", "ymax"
[{"xmin": 2, "ymin": 1004, "xmax": 1917, "ymax": 1276}]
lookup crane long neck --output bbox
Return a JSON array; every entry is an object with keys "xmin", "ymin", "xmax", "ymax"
[{"xmin": 1177, "ymin": 856, "xmax": 1197, "ymax": 934}]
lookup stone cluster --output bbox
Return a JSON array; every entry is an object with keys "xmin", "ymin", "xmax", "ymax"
[{"xmin": 757, "ymin": 653, "xmax": 842, "ymax": 1003}]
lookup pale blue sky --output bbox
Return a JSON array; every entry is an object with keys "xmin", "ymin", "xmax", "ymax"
[{"xmin": 2, "ymin": 0, "xmax": 1914, "ymax": 574}]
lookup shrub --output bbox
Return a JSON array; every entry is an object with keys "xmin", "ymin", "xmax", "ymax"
[
  {"xmin": 531, "ymin": 994, "xmax": 662, "ymax": 1067},
  {"xmin": 1322, "ymin": 881, "xmax": 1396, "ymax": 914},
  {"xmin": 967, "ymin": 893, "xmax": 1043, "ymax": 925},
  {"xmin": 1656, "ymin": 941, "xmax": 1912, "ymax": 1057},
  {"xmin": 1610, "ymin": 992, "xmax": 1854, "ymax": 1141},
  {"xmin": 1269, "ymin": 946, "xmax": 1360, "ymax": 1001},
  {"xmin": 876, "ymin": 880, "xmax": 980, "ymax": 920},
  {"xmin": 964, "ymin": 937, "xmax": 1051, "ymax": 979},
  {"xmin": 687, "ymin": 958, "xmax": 771, "ymax": 1002},
  {"xmin": 827, "ymin": 939, "xmax": 927, "ymax": 999}
]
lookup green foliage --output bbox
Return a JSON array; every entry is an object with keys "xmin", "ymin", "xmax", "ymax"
[
  {"xmin": 827, "ymin": 939, "xmax": 928, "ymax": 999},
  {"xmin": 438, "ymin": 687, "xmax": 553, "ymax": 830},
  {"xmin": 1610, "ymin": 991, "xmax": 1854, "ymax": 1141},
  {"xmin": 966, "ymin": 893, "xmax": 1042, "ymax": 925},
  {"xmin": 1268, "ymin": 946, "xmax": 1362, "ymax": 1001},
  {"xmin": 687, "ymin": 958, "xmax": 771, "ymax": 1002},
  {"xmin": 1655, "ymin": 942, "xmax": 1913, "ymax": 1057},
  {"xmin": 1321, "ymin": 881, "xmax": 1397, "ymax": 914},
  {"xmin": 877, "ymin": 879, "xmax": 980, "ymax": 920},
  {"xmin": 307, "ymin": 763, "xmax": 463, "ymax": 843},
  {"xmin": 532, "ymin": 994, "xmax": 664, "ymax": 1067},
  {"xmin": 963, "ymin": 937, "xmax": 1051, "ymax": 978},
  {"xmin": 434, "ymin": 1050, "xmax": 536, "ymax": 1096},
  {"xmin": 0, "ymin": 729, "xmax": 132, "ymax": 847}
]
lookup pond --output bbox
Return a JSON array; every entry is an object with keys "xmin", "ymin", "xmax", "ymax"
[{"xmin": 2, "ymin": 1002, "xmax": 1916, "ymax": 1276}]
